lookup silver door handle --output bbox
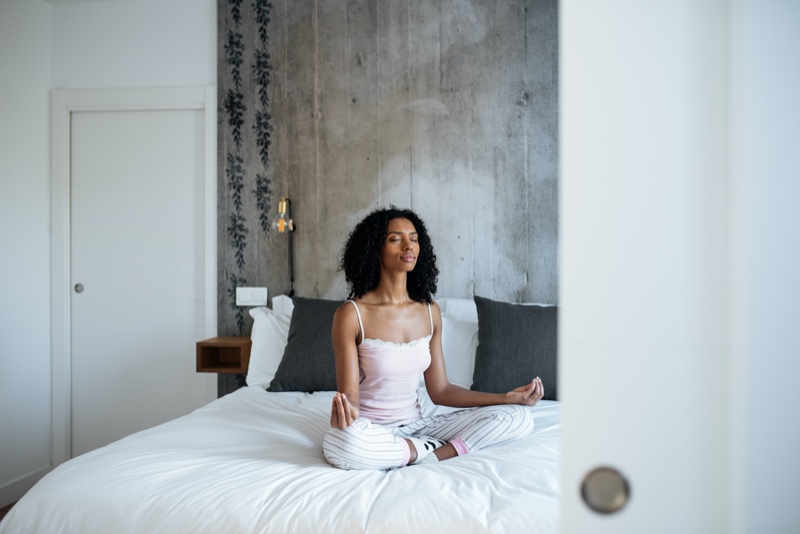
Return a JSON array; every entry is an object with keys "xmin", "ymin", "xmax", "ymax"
[{"xmin": 581, "ymin": 466, "xmax": 630, "ymax": 514}]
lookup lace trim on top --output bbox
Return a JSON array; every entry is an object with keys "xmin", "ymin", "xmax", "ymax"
[
  {"xmin": 348, "ymin": 300, "xmax": 434, "ymax": 350},
  {"xmin": 359, "ymin": 334, "xmax": 432, "ymax": 349}
]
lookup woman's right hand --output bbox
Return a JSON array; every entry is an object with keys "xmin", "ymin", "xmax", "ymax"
[
  {"xmin": 505, "ymin": 377, "xmax": 545, "ymax": 407},
  {"xmin": 330, "ymin": 392, "xmax": 360, "ymax": 429}
]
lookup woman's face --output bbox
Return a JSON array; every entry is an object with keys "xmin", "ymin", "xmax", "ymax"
[{"xmin": 380, "ymin": 217, "xmax": 419, "ymax": 272}]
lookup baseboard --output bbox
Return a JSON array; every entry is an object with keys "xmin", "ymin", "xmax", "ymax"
[{"xmin": 0, "ymin": 465, "xmax": 51, "ymax": 508}]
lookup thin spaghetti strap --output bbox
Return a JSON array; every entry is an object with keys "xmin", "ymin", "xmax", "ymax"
[
  {"xmin": 427, "ymin": 303, "xmax": 433, "ymax": 336},
  {"xmin": 347, "ymin": 300, "xmax": 365, "ymax": 343}
]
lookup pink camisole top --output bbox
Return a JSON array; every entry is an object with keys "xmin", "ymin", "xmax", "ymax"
[{"xmin": 348, "ymin": 300, "xmax": 433, "ymax": 426}]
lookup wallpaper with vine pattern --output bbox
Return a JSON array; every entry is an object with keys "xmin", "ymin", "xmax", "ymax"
[{"xmin": 217, "ymin": 0, "xmax": 275, "ymax": 340}]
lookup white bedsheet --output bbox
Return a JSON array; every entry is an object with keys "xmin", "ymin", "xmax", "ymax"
[{"xmin": 0, "ymin": 387, "xmax": 560, "ymax": 533}]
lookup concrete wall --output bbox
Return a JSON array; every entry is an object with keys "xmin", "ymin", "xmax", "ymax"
[{"xmin": 217, "ymin": 0, "xmax": 558, "ymax": 338}]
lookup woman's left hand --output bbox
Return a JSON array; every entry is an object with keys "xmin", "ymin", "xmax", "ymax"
[
  {"xmin": 330, "ymin": 392, "xmax": 360, "ymax": 430},
  {"xmin": 506, "ymin": 377, "xmax": 544, "ymax": 407}
]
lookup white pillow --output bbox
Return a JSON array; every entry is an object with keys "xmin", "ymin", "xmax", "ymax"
[
  {"xmin": 416, "ymin": 303, "xmax": 480, "ymax": 411},
  {"xmin": 271, "ymin": 295, "xmax": 294, "ymax": 316},
  {"xmin": 440, "ymin": 297, "xmax": 554, "ymax": 322},
  {"xmin": 439, "ymin": 297, "xmax": 479, "ymax": 323},
  {"xmin": 441, "ymin": 315, "xmax": 479, "ymax": 388},
  {"xmin": 245, "ymin": 306, "xmax": 291, "ymax": 388}
]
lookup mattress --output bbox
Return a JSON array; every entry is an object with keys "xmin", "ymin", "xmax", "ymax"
[{"xmin": 0, "ymin": 387, "xmax": 560, "ymax": 533}]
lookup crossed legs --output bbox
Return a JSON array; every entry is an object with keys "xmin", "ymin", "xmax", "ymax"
[{"xmin": 323, "ymin": 405, "xmax": 534, "ymax": 471}]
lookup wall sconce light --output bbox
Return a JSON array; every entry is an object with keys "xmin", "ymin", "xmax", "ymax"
[
  {"xmin": 272, "ymin": 197, "xmax": 295, "ymax": 233},
  {"xmin": 272, "ymin": 197, "xmax": 296, "ymax": 297}
]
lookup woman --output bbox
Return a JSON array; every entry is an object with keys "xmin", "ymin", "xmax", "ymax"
[{"xmin": 322, "ymin": 207, "xmax": 544, "ymax": 470}]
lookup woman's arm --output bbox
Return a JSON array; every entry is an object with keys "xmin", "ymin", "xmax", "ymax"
[
  {"xmin": 330, "ymin": 302, "xmax": 362, "ymax": 429},
  {"xmin": 424, "ymin": 302, "xmax": 545, "ymax": 408}
]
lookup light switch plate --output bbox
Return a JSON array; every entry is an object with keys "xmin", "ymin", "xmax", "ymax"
[{"xmin": 235, "ymin": 286, "xmax": 268, "ymax": 306}]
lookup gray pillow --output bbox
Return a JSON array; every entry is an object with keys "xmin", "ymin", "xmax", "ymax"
[
  {"xmin": 267, "ymin": 297, "xmax": 341, "ymax": 392},
  {"xmin": 470, "ymin": 295, "xmax": 558, "ymax": 401}
]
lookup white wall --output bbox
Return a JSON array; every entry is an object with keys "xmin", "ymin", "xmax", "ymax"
[
  {"xmin": 0, "ymin": 0, "xmax": 216, "ymax": 507},
  {"xmin": 52, "ymin": 0, "xmax": 216, "ymax": 88},
  {"xmin": 0, "ymin": 0, "xmax": 54, "ymax": 507}
]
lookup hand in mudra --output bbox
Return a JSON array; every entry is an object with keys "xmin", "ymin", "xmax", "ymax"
[
  {"xmin": 506, "ymin": 377, "xmax": 545, "ymax": 407},
  {"xmin": 330, "ymin": 392, "xmax": 360, "ymax": 429}
]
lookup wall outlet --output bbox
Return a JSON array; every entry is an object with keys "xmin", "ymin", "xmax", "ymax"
[{"xmin": 235, "ymin": 286, "xmax": 268, "ymax": 306}]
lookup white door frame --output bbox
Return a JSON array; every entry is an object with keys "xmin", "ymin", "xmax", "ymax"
[{"xmin": 50, "ymin": 86, "xmax": 217, "ymax": 467}]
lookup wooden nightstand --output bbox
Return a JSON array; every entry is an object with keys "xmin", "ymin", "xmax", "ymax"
[{"xmin": 196, "ymin": 336, "xmax": 251, "ymax": 374}]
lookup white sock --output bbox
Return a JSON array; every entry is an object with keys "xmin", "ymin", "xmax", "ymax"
[
  {"xmin": 415, "ymin": 453, "xmax": 439, "ymax": 464},
  {"xmin": 408, "ymin": 436, "xmax": 445, "ymax": 465}
]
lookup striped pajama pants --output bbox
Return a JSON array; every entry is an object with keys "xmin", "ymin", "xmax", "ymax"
[{"xmin": 322, "ymin": 404, "xmax": 534, "ymax": 470}]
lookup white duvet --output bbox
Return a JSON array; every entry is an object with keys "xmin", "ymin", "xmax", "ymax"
[{"xmin": 0, "ymin": 387, "xmax": 560, "ymax": 533}]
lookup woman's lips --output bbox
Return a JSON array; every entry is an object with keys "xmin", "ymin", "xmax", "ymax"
[{"xmin": 401, "ymin": 255, "xmax": 416, "ymax": 262}]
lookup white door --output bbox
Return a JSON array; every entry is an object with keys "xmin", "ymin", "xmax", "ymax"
[
  {"xmin": 560, "ymin": 1, "xmax": 732, "ymax": 532},
  {"xmin": 70, "ymin": 109, "xmax": 214, "ymax": 457}
]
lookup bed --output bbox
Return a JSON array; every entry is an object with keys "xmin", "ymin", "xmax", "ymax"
[{"xmin": 0, "ymin": 296, "xmax": 560, "ymax": 533}]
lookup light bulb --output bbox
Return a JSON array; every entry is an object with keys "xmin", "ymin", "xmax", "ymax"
[{"xmin": 271, "ymin": 197, "xmax": 294, "ymax": 233}]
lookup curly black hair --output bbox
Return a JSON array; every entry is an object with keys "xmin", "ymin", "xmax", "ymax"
[{"xmin": 340, "ymin": 206, "xmax": 439, "ymax": 303}]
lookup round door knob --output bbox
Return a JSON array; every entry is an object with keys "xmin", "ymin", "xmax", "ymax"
[
  {"xmin": 581, "ymin": 466, "xmax": 630, "ymax": 514},
  {"xmin": 74, "ymin": 283, "xmax": 84, "ymax": 293}
]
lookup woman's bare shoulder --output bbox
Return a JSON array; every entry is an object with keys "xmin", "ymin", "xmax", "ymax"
[
  {"xmin": 334, "ymin": 299, "xmax": 357, "ymax": 317},
  {"xmin": 332, "ymin": 300, "xmax": 361, "ymax": 338}
]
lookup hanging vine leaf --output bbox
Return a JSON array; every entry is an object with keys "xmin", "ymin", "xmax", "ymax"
[
  {"xmin": 251, "ymin": 0, "xmax": 274, "ymax": 236},
  {"xmin": 226, "ymin": 153, "xmax": 246, "ymax": 212},
  {"xmin": 227, "ymin": 272, "xmax": 247, "ymax": 335},
  {"xmin": 223, "ymin": 90, "xmax": 246, "ymax": 151},
  {"xmin": 253, "ymin": 110, "xmax": 272, "ymax": 169},
  {"xmin": 227, "ymin": 213, "xmax": 249, "ymax": 271},
  {"xmin": 225, "ymin": 30, "xmax": 245, "ymax": 91},
  {"xmin": 229, "ymin": 0, "xmax": 244, "ymax": 28},
  {"xmin": 226, "ymin": 153, "xmax": 248, "ymax": 271},
  {"xmin": 253, "ymin": 0, "xmax": 272, "ymax": 46},
  {"xmin": 252, "ymin": 49, "xmax": 271, "ymax": 109},
  {"xmin": 254, "ymin": 173, "xmax": 273, "ymax": 233}
]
